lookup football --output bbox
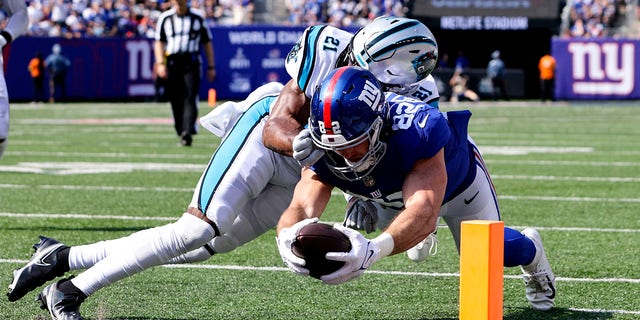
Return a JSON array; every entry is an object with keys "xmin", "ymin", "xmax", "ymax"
[{"xmin": 291, "ymin": 222, "xmax": 352, "ymax": 279}]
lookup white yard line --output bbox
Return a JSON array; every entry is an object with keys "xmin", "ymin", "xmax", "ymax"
[{"xmin": 1, "ymin": 259, "xmax": 637, "ymax": 315}]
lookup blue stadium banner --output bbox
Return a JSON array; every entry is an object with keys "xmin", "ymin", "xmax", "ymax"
[
  {"xmin": 210, "ymin": 25, "xmax": 304, "ymax": 99},
  {"xmin": 553, "ymin": 38, "xmax": 640, "ymax": 100},
  {"xmin": 4, "ymin": 25, "xmax": 307, "ymax": 102}
]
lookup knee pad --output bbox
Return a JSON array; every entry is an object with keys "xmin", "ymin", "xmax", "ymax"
[
  {"xmin": 172, "ymin": 213, "xmax": 218, "ymax": 253},
  {"xmin": 209, "ymin": 234, "xmax": 240, "ymax": 254}
]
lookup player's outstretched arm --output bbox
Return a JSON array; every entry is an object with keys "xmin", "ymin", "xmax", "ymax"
[
  {"xmin": 385, "ymin": 149, "xmax": 446, "ymax": 254},
  {"xmin": 276, "ymin": 168, "xmax": 333, "ymax": 233},
  {"xmin": 263, "ymin": 79, "xmax": 309, "ymax": 157},
  {"xmin": 320, "ymin": 150, "xmax": 446, "ymax": 285}
]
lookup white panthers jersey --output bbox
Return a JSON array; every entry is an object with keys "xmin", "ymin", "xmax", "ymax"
[{"xmin": 285, "ymin": 25, "xmax": 440, "ymax": 107}]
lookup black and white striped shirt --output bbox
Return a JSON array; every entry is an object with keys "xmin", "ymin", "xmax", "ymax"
[{"xmin": 155, "ymin": 8, "xmax": 211, "ymax": 56}]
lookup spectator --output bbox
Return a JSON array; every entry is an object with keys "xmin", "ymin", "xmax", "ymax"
[
  {"xmin": 449, "ymin": 67, "xmax": 479, "ymax": 103},
  {"xmin": 438, "ymin": 53, "xmax": 450, "ymax": 69},
  {"xmin": 454, "ymin": 50, "xmax": 469, "ymax": 70},
  {"xmin": 538, "ymin": 52, "xmax": 556, "ymax": 102},
  {"xmin": 44, "ymin": 43, "xmax": 71, "ymax": 103},
  {"xmin": 154, "ymin": 0, "xmax": 216, "ymax": 146},
  {"xmin": 486, "ymin": 50, "xmax": 509, "ymax": 101},
  {"xmin": 28, "ymin": 52, "xmax": 46, "ymax": 103}
]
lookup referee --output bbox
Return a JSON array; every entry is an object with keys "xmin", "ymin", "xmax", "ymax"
[{"xmin": 154, "ymin": 0, "xmax": 215, "ymax": 146}]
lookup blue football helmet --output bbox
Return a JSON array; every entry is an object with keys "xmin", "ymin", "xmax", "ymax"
[{"xmin": 309, "ymin": 66, "xmax": 387, "ymax": 181}]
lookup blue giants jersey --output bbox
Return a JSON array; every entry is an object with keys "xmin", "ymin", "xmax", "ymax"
[{"xmin": 311, "ymin": 93, "xmax": 475, "ymax": 210}]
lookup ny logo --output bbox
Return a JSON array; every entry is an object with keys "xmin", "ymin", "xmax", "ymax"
[
  {"xmin": 359, "ymin": 80, "xmax": 381, "ymax": 110},
  {"xmin": 568, "ymin": 42, "xmax": 635, "ymax": 95}
]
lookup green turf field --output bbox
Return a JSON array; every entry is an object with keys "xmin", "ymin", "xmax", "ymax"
[{"xmin": 0, "ymin": 100, "xmax": 639, "ymax": 319}]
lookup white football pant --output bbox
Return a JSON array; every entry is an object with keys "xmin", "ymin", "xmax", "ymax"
[{"xmin": 67, "ymin": 88, "xmax": 301, "ymax": 295}]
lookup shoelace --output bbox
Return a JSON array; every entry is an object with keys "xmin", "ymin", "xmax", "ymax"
[{"xmin": 523, "ymin": 272, "xmax": 552, "ymax": 291}]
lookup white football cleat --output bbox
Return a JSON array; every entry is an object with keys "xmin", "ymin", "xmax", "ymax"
[
  {"xmin": 521, "ymin": 228, "xmax": 556, "ymax": 311},
  {"xmin": 406, "ymin": 232, "xmax": 438, "ymax": 262}
]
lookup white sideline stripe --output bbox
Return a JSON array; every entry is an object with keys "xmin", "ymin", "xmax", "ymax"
[
  {"xmin": 1, "ymin": 155, "xmax": 639, "ymax": 166},
  {"xmin": 1, "ymin": 212, "xmax": 638, "ymax": 234},
  {"xmin": 2, "ymin": 184, "xmax": 640, "ymax": 204},
  {"xmin": 3, "ymin": 152, "xmax": 208, "ymax": 160},
  {"xmin": 0, "ymin": 212, "xmax": 176, "ymax": 221},
  {"xmin": 568, "ymin": 308, "xmax": 640, "ymax": 315},
  {"xmin": 480, "ymin": 146, "xmax": 593, "ymax": 155},
  {"xmin": 0, "ymin": 259, "xmax": 637, "ymax": 286},
  {"xmin": 491, "ymin": 174, "xmax": 640, "ymax": 183},
  {"xmin": 0, "ymin": 260, "xmax": 639, "ymax": 315},
  {"xmin": 486, "ymin": 159, "xmax": 640, "ymax": 167},
  {"xmin": 500, "ymin": 195, "xmax": 640, "ymax": 203},
  {"xmin": 0, "ymin": 184, "xmax": 193, "ymax": 192}
]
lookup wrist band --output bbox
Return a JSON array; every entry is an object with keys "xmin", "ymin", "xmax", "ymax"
[
  {"xmin": 372, "ymin": 232, "xmax": 394, "ymax": 258},
  {"xmin": 0, "ymin": 31, "xmax": 12, "ymax": 44}
]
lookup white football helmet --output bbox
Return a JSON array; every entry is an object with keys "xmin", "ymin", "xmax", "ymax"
[{"xmin": 350, "ymin": 16, "xmax": 438, "ymax": 95}]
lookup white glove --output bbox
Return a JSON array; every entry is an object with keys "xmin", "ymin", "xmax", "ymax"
[
  {"xmin": 0, "ymin": 35, "xmax": 6, "ymax": 50},
  {"xmin": 343, "ymin": 198, "xmax": 378, "ymax": 234},
  {"xmin": 292, "ymin": 128, "xmax": 324, "ymax": 167},
  {"xmin": 275, "ymin": 218, "xmax": 318, "ymax": 276},
  {"xmin": 321, "ymin": 225, "xmax": 381, "ymax": 285}
]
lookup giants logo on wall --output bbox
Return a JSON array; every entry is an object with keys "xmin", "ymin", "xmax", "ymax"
[{"xmin": 554, "ymin": 39, "xmax": 640, "ymax": 100}]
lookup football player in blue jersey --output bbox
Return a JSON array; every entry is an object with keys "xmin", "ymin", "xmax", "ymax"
[
  {"xmin": 276, "ymin": 66, "xmax": 556, "ymax": 311},
  {"xmin": 266, "ymin": 16, "xmax": 441, "ymax": 261}
]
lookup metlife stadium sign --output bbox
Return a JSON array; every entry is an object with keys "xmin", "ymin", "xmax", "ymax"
[{"xmin": 412, "ymin": 0, "xmax": 563, "ymax": 30}]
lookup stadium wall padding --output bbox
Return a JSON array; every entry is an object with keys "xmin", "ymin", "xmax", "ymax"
[{"xmin": 3, "ymin": 27, "xmax": 639, "ymax": 102}]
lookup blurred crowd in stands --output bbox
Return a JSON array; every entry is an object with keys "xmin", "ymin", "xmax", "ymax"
[
  {"xmin": 284, "ymin": 0, "xmax": 408, "ymax": 27},
  {"xmin": 562, "ymin": 0, "xmax": 633, "ymax": 38},
  {"xmin": 1, "ymin": 0, "xmax": 408, "ymax": 39},
  {"xmin": 0, "ymin": 0, "xmax": 638, "ymax": 39}
]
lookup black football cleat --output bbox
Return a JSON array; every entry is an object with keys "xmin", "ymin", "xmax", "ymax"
[{"xmin": 7, "ymin": 236, "xmax": 69, "ymax": 302}]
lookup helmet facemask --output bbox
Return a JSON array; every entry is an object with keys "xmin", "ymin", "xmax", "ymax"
[{"xmin": 311, "ymin": 117, "xmax": 386, "ymax": 181}]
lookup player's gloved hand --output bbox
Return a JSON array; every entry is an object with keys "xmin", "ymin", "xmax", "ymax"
[
  {"xmin": 343, "ymin": 198, "xmax": 378, "ymax": 234},
  {"xmin": 321, "ymin": 225, "xmax": 381, "ymax": 285},
  {"xmin": 276, "ymin": 217, "xmax": 318, "ymax": 276},
  {"xmin": 292, "ymin": 128, "xmax": 324, "ymax": 167}
]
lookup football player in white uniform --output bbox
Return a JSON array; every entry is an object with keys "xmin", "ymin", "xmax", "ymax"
[
  {"xmin": 6, "ymin": 17, "xmax": 441, "ymax": 320},
  {"xmin": 0, "ymin": 0, "xmax": 28, "ymax": 159},
  {"xmin": 265, "ymin": 16, "xmax": 440, "ymax": 261}
]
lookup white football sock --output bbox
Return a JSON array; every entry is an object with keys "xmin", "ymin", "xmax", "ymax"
[{"xmin": 70, "ymin": 213, "xmax": 216, "ymax": 296}]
